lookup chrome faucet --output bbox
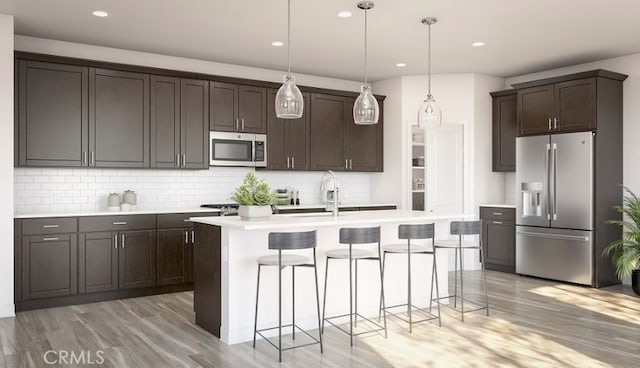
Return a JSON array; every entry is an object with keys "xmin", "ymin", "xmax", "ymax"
[{"xmin": 321, "ymin": 170, "xmax": 339, "ymax": 218}]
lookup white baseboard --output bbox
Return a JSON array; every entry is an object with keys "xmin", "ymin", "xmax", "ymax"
[{"xmin": 0, "ymin": 304, "xmax": 15, "ymax": 318}]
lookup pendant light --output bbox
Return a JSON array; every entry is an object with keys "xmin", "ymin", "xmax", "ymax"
[
  {"xmin": 275, "ymin": 0, "xmax": 304, "ymax": 119},
  {"xmin": 353, "ymin": 1, "xmax": 379, "ymax": 125},
  {"xmin": 417, "ymin": 17, "xmax": 442, "ymax": 129}
]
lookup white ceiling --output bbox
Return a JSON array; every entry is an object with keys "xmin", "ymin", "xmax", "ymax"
[{"xmin": 1, "ymin": 0, "xmax": 640, "ymax": 82}]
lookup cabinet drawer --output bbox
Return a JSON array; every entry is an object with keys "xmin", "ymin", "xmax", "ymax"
[
  {"xmin": 157, "ymin": 212, "xmax": 219, "ymax": 229},
  {"xmin": 79, "ymin": 215, "xmax": 156, "ymax": 232},
  {"xmin": 480, "ymin": 207, "xmax": 515, "ymax": 221},
  {"xmin": 22, "ymin": 217, "xmax": 77, "ymax": 235}
]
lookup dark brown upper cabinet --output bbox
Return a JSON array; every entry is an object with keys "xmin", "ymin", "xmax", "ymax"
[
  {"xmin": 266, "ymin": 89, "xmax": 310, "ymax": 170},
  {"xmin": 345, "ymin": 98, "xmax": 384, "ymax": 172},
  {"xmin": 150, "ymin": 77, "xmax": 209, "ymax": 169},
  {"xmin": 309, "ymin": 93, "xmax": 383, "ymax": 172},
  {"xmin": 514, "ymin": 71, "xmax": 627, "ymax": 137},
  {"xmin": 491, "ymin": 90, "xmax": 517, "ymax": 172},
  {"xmin": 17, "ymin": 60, "xmax": 88, "ymax": 167},
  {"xmin": 210, "ymin": 82, "xmax": 267, "ymax": 134},
  {"xmin": 89, "ymin": 68, "xmax": 150, "ymax": 167}
]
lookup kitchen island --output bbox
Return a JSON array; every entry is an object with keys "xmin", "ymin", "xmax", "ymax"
[{"xmin": 189, "ymin": 210, "xmax": 472, "ymax": 344}]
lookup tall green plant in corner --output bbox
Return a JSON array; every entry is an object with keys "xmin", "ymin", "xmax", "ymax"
[{"xmin": 603, "ymin": 186, "xmax": 640, "ymax": 280}]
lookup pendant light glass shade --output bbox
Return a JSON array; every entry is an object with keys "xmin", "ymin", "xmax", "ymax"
[
  {"xmin": 275, "ymin": 75, "xmax": 304, "ymax": 118},
  {"xmin": 275, "ymin": 0, "xmax": 304, "ymax": 119},
  {"xmin": 418, "ymin": 94, "xmax": 442, "ymax": 128},
  {"xmin": 418, "ymin": 17, "xmax": 442, "ymax": 129},
  {"xmin": 353, "ymin": 2, "xmax": 379, "ymax": 125},
  {"xmin": 353, "ymin": 85, "xmax": 379, "ymax": 124}
]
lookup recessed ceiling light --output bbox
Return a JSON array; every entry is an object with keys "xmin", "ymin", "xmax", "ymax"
[
  {"xmin": 271, "ymin": 41, "xmax": 284, "ymax": 47},
  {"xmin": 92, "ymin": 10, "xmax": 108, "ymax": 17},
  {"xmin": 396, "ymin": 63, "xmax": 407, "ymax": 68},
  {"xmin": 472, "ymin": 41, "xmax": 485, "ymax": 47},
  {"xmin": 338, "ymin": 11, "xmax": 352, "ymax": 18}
]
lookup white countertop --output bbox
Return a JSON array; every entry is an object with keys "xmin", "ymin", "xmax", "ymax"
[
  {"xmin": 479, "ymin": 204, "xmax": 516, "ymax": 209},
  {"xmin": 14, "ymin": 207, "xmax": 221, "ymax": 219},
  {"xmin": 190, "ymin": 210, "xmax": 473, "ymax": 231},
  {"xmin": 276, "ymin": 203, "xmax": 396, "ymax": 210}
]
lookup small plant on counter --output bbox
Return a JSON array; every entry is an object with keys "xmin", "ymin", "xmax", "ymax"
[
  {"xmin": 231, "ymin": 172, "xmax": 277, "ymax": 206},
  {"xmin": 604, "ymin": 186, "xmax": 640, "ymax": 295}
]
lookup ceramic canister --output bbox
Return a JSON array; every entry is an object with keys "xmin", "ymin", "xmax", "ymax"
[
  {"xmin": 108, "ymin": 193, "xmax": 121, "ymax": 208},
  {"xmin": 123, "ymin": 190, "xmax": 137, "ymax": 205}
]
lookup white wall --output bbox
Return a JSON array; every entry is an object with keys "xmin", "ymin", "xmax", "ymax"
[
  {"xmin": 0, "ymin": 14, "xmax": 14, "ymax": 318},
  {"xmin": 14, "ymin": 168, "xmax": 372, "ymax": 214}
]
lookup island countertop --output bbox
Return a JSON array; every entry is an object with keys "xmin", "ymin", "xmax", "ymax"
[{"xmin": 190, "ymin": 210, "xmax": 474, "ymax": 231}]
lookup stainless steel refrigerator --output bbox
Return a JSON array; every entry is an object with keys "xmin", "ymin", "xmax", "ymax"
[{"xmin": 516, "ymin": 131, "xmax": 595, "ymax": 285}]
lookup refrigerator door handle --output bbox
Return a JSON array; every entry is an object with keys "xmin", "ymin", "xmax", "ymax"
[
  {"xmin": 517, "ymin": 230, "xmax": 589, "ymax": 242},
  {"xmin": 546, "ymin": 143, "xmax": 551, "ymax": 220},
  {"xmin": 552, "ymin": 143, "xmax": 558, "ymax": 220}
]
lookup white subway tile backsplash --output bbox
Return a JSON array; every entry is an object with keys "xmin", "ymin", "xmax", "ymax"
[{"xmin": 14, "ymin": 167, "xmax": 372, "ymax": 214}]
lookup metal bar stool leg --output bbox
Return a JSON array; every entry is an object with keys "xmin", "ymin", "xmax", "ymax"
[
  {"xmin": 253, "ymin": 265, "xmax": 261, "ymax": 348},
  {"xmin": 292, "ymin": 266, "xmax": 296, "ymax": 340},
  {"xmin": 313, "ymin": 249, "xmax": 324, "ymax": 353},
  {"xmin": 432, "ymin": 249, "xmax": 442, "ymax": 327},
  {"xmin": 321, "ymin": 258, "xmax": 330, "ymax": 335},
  {"xmin": 454, "ymin": 247, "xmax": 458, "ymax": 308},
  {"xmin": 349, "ymin": 245, "xmax": 354, "ymax": 347},
  {"xmin": 429, "ymin": 248, "xmax": 435, "ymax": 314},
  {"xmin": 378, "ymin": 252, "xmax": 387, "ymax": 321},
  {"xmin": 378, "ymin": 241, "xmax": 388, "ymax": 338},
  {"xmin": 459, "ymin": 245, "xmax": 464, "ymax": 322},
  {"xmin": 278, "ymin": 251, "xmax": 282, "ymax": 363},
  {"xmin": 354, "ymin": 259, "xmax": 358, "ymax": 328},
  {"xmin": 480, "ymin": 246, "xmax": 490, "ymax": 316},
  {"xmin": 407, "ymin": 239, "xmax": 412, "ymax": 333}
]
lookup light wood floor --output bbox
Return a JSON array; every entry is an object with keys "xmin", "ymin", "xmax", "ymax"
[{"xmin": 1, "ymin": 271, "xmax": 639, "ymax": 368}]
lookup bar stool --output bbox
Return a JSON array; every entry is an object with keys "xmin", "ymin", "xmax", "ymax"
[
  {"xmin": 322, "ymin": 226, "xmax": 387, "ymax": 346},
  {"xmin": 252, "ymin": 230, "xmax": 323, "ymax": 362},
  {"xmin": 431, "ymin": 221, "xmax": 489, "ymax": 322},
  {"xmin": 379, "ymin": 223, "xmax": 441, "ymax": 332}
]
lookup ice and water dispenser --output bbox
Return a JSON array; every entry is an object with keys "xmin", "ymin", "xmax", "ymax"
[{"xmin": 521, "ymin": 182, "xmax": 543, "ymax": 217}]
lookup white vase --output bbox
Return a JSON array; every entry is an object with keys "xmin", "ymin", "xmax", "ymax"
[{"xmin": 238, "ymin": 205, "xmax": 273, "ymax": 221}]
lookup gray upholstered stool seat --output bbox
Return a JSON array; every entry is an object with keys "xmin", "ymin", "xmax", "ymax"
[
  {"xmin": 325, "ymin": 248, "xmax": 375, "ymax": 259},
  {"xmin": 434, "ymin": 239, "xmax": 476, "ymax": 248},
  {"xmin": 382, "ymin": 243, "xmax": 432, "ymax": 253},
  {"xmin": 257, "ymin": 254, "xmax": 310, "ymax": 266}
]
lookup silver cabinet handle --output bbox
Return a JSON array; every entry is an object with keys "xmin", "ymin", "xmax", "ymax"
[
  {"xmin": 175, "ymin": 154, "xmax": 179, "ymax": 167},
  {"xmin": 235, "ymin": 118, "xmax": 239, "ymax": 131},
  {"xmin": 182, "ymin": 153, "xmax": 186, "ymax": 167},
  {"xmin": 185, "ymin": 230, "xmax": 189, "ymax": 244},
  {"xmin": 114, "ymin": 234, "xmax": 118, "ymax": 249},
  {"xmin": 82, "ymin": 151, "xmax": 87, "ymax": 165},
  {"xmin": 121, "ymin": 233, "xmax": 126, "ymax": 248},
  {"xmin": 349, "ymin": 159, "xmax": 353, "ymax": 170},
  {"xmin": 491, "ymin": 212, "xmax": 503, "ymax": 216},
  {"xmin": 241, "ymin": 118, "xmax": 245, "ymax": 131},
  {"xmin": 191, "ymin": 230, "xmax": 195, "ymax": 244},
  {"xmin": 113, "ymin": 222, "xmax": 127, "ymax": 225},
  {"xmin": 345, "ymin": 159, "xmax": 348, "ymax": 169},
  {"xmin": 42, "ymin": 237, "xmax": 59, "ymax": 241},
  {"xmin": 90, "ymin": 151, "xmax": 95, "ymax": 166},
  {"xmin": 548, "ymin": 117, "xmax": 552, "ymax": 131},
  {"xmin": 554, "ymin": 117, "xmax": 558, "ymax": 130},
  {"xmin": 42, "ymin": 224, "xmax": 59, "ymax": 229},
  {"xmin": 492, "ymin": 221, "xmax": 503, "ymax": 225},
  {"xmin": 292, "ymin": 156, "xmax": 295, "ymax": 169},
  {"xmin": 287, "ymin": 157, "xmax": 290, "ymax": 169}
]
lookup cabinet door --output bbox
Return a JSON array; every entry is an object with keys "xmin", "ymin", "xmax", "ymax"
[
  {"xmin": 238, "ymin": 85, "xmax": 267, "ymax": 133},
  {"xmin": 555, "ymin": 78, "xmax": 596, "ymax": 133},
  {"xmin": 79, "ymin": 232, "xmax": 118, "ymax": 294},
  {"xmin": 492, "ymin": 93, "xmax": 517, "ymax": 172},
  {"xmin": 181, "ymin": 79, "xmax": 209, "ymax": 169},
  {"xmin": 210, "ymin": 82, "xmax": 238, "ymax": 132},
  {"xmin": 157, "ymin": 229, "xmax": 188, "ymax": 286},
  {"xmin": 288, "ymin": 92, "xmax": 311, "ymax": 171},
  {"xmin": 150, "ymin": 76, "xmax": 180, "ymax": 168},
  {"xmin": 17, "ymin": 60, "xmax": 88, "ymax": 167},
  {"xmin": 119, "ymin": 230, "xmax": 157, "ymax": 289},
  {"xmin": 310, "ymin": 93, "xmax": 348, "ymax": 171},
  {"xmin": 482, "ymin": 220, "xmax": 515, "ymax": 268},
  {"xmin": 89, "ymin": 68, "xmax": 150, "ymax": 168},
  {"xmin": 266, "ymin": 89, "xmax": 289, "ymax": 170},
  {"xmin": 345, "ymin": 98, "xmax": 383, "ymax": 172},
  {"xmin": 518, "ymin": 85, "xmax": 554, "ymax": 136},
  {"xmin": 22, "ymin": 234, "xmax": 78, "ymax": 300}
]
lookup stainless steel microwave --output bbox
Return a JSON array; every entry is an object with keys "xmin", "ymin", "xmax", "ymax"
[{"xmin": 209, "ymin": 131, "xmax": 267, "ymax": 167}]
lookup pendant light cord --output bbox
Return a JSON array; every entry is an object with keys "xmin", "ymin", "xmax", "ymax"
[
  {"xmin": 427, "ymin": 22, "xmax": 431, "ymax": 96},
  {"xmin": 364, "ymin": 8, "xmax": 368, "ymax": 85},
  {"xmin": 287, "ymin": 0, "xmax": 291, "ymax": 78}
]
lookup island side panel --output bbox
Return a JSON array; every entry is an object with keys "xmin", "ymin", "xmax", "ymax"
[{"xmin": 193, "ymin": 223, "xmax": 221, "ymax": 337}]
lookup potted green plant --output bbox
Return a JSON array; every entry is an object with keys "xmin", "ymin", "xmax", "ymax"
[
  {"xmin": 231, "ymin": 172, "xmax": 277, "ymax": 221},
  {"xmin": 603, "ymin": 186, "xmax": 640, "ymax": 295}
]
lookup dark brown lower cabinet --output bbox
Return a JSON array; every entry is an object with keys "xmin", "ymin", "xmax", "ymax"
[
  {"xmin": 79, "ymin": 232, "xmax": 118, "ymax": 294},
  {"xmin": 157, "ymin": 228, "xmax": 190, "ymax": 286},
  {"xmin": 480, "ymin": 207, "xmax": 516, "ymax": 273},
  {"xmin": 21, "ymin": 234, "xmax": 78, "ymax": 300},
  {"xmin": 119, "ymin": 230, "xmax": 157, "ymax": 289}
]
